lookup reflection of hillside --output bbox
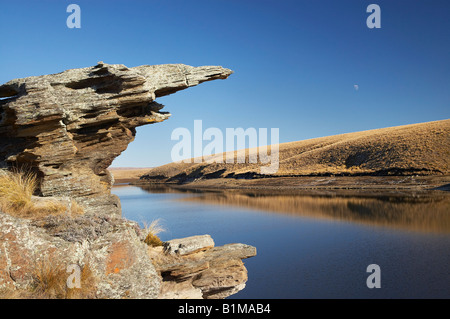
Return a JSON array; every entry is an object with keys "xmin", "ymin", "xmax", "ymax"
[
  {"xmin": 177, "ymin": 191, "xmax": 450, "ymax": 234},
  {"xmin": 138, "ymin": 185, "xmax": 205, "ymax": 194}
]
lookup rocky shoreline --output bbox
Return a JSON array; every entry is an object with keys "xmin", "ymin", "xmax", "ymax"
[
  {"xmin": 0, "ymin": 209, "xmax": 255, "ymax": 298},
  {"xmin": 152, "ymin": 235, "xmax": 256, "ymax": 299},
  {"xmin": 0, "ymin": 62, "xmax": 257, "ymax": 299}
]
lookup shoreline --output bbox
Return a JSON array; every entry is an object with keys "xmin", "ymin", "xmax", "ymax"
[
  {"xmin": 127, "ymin": 175, "xmax": 450, "ymax": 193},
  {"xmin": 109, "ymin": 167, "xmax": 153, "ymax": 185}
]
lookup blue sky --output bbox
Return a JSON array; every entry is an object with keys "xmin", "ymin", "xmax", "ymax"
[{"xmin": 1, "ymin": 0, "xmax": 449, "ymax": 167}]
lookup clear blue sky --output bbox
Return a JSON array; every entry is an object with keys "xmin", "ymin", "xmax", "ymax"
[{"xmin": 1, "ymin": 0, "xmax": 449, "ymax": 167}]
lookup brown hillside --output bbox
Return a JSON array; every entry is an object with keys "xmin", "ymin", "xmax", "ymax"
[{"xmin": 140, "ymin": 119, "xmax": 450, "ymax": 183}]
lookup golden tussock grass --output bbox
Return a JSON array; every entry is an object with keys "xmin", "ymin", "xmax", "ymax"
[
  {"xmin": 108, "ymin": 167, "xmax": 153, "ymax": 184},
  {"xmin": 32, "ymin": 259, "xmax": 97, "ymax": 299},
  {"xmin": 0, "ymin": 169, "xmax": 84, "ymax": 219},
  {"xmin": 143, "ymin": 219, "xmax": 165, "ymax": 247},
  {"xmin": 0, "ymin": 168, "xmax": 37, "ymax": 211},
  {"xmin": 142, "ymin": 119, "xmax": 450, "ymax": 178},
  {"xmin": 0, "ymin": 259, "xmax": 97, "ymax": 299}
]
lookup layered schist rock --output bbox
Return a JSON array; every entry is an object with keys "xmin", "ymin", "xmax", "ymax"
[
  {"xmin": 0, "ymin": 212, "xmax": 256, "ymax": 299},
  {"xmin": 150, "ymin": 235, "xmax": 257, "ymax": 299},
  {"xmin": 0, "ymin": 212, "xmax": 161, "ymax": 298},
  {"xmin": 0, "ymin": 62, "xmax": 232, "ymax": 215},
  {"xmin": 0, "ymin": 63, "xmax": 257, "ymax": 299}
]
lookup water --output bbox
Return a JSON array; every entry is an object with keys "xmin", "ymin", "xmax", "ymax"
[{"xmin": 112, "ymin": 185, "xmax": 450, "ymax": 299}]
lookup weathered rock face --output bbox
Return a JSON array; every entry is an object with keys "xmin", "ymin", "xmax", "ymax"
[
  {"xmin": 0, "ymin": 212, "xmax": 256, "ymax": 299},
  {"xmin": 0, "ymin": 62, "xmax": 232, "ymax": 215},
  {"xmin": 0, "ymin": 212, "xmax": 160, "ymax": 298},
  {"xmin": 149, "ymin": 235, "xmax": 257, "ymax": 299},
  {"xmin": 0, "ymin": 63, "xmax": 257, "ymax": 299}
]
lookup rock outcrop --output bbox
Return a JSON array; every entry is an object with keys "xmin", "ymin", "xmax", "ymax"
[
  {"xmin": 0, "ymin": 211, "xmax": 160, "ymax": 298},
  {"xmin": 0, "ymin": 62, "xmax": 232, "ymax": 215},
  {"xmin": 0, "ymin": 63, "xmax": 258, "ymax": 299},
  {"xmin": 150, "ymin": 235, "xmax": 256, "ymax": 299},
  {"xmin": 0, "ymin": 211, "xmax": 256, "ymax": 299}
]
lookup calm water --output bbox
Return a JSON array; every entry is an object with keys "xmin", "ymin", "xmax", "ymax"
[{"xmin": 112, "ymin": 185, "xmax": 450, "ymax": 299}]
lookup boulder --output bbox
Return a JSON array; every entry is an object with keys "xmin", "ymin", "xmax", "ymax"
[
  {"xmin": 163, "ymin": 234, "xmax": 215, "ymax": 256},
  {"xmin": 150, "ymin": 237, "xmax": 257, "ymax": 299}
]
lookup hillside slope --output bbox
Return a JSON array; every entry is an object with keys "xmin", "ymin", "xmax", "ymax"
[{"xmin": 140, "ymin": 119, "xmax": 450, "ymax": 183}]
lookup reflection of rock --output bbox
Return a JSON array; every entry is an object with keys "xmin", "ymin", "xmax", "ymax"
[
  {"xmin": 149, "ymin": 235, "xmax": 257, "ymax": 299},
  {"xmin": 0, "ymin": 62, "xmax": 232, "ymax": 215}
]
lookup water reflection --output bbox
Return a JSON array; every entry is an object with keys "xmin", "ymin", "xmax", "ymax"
[{"xmin": 137, "ymin": 185, "xmax": 450, "ymax": 234}]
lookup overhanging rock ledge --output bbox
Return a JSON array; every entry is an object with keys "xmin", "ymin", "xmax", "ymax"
[{"xmin": 0, "ymin": 62, "xmax": 233, "ymax": 215}]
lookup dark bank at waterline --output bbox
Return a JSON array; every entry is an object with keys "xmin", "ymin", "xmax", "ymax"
[{"xmin": 113, "ymin": 185, "xmax": 450, "ymax": 299}]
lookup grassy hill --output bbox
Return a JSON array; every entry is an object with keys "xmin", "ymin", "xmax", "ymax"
[
  {"xmin": 108, "ymin": 167, "xmax": 153, "ymax": 184},
  {"xmin": 140, "ymin": 119, "xmax": 450, "ymax": 184}
]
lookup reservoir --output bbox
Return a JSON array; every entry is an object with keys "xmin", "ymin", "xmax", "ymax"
[{"xmin": 112, "ymin": 185, "xmax": 450, "ymax": 299}]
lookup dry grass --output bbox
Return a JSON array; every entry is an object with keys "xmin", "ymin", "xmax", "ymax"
[
  {"xmin": 143, "ymin": 219, "xmax": 165, "ymax": 247},
  {"xmin": 0, "ymin": 259, "xmax": 97, "ymax": 299},
  {"xmin": 31, "ymin": 259, "xmax": 97, "ymax": 299},
  {"xmin": 0, "ymin": 168, "xmax": 37, "ymax": 211},
  {"xmin": 31, "ymin": 259, "xmax": 69, "ymax": 299},
  {"xmin": 141, "ymin": 119, "xmax": 450, "ymax": 179},
  {"xmin": 108, "ymin": 167, "xmax": 152, "ymax": 184},
  {"xmin": 0, "ymin": 169, "xmax": 84, "ymax": 219}
]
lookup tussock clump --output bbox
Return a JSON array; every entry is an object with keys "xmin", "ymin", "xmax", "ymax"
[
  {"xmin": 31, "ymin": 259, "xmax": 97, "ymax": 299},
  {"xmin": 143, "ymin": 219, "xmax": 165, "ymax": 247},
  {"xmin": 0, "ymin": 168, "xmax": 37, "ymax": 212},
  {"xmin": 0, "ymin": 169, "xmax": 84, "ymax": 219},
  {"xmin": 0, "ymin": 259, "xmax": 97, "ymax": 299}
]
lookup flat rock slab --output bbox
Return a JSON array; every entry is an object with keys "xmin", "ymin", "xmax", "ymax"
[
  {"xmin": 151, "ymin": 238, "xmax": 257, "ymax": 299},
  {"xmin": 163, "ymin": 235, "xmax": 215, "ymax": 256},
  {"xmin": 204, "ymin": 243, "xmax": 257, "ymax": 261}
]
